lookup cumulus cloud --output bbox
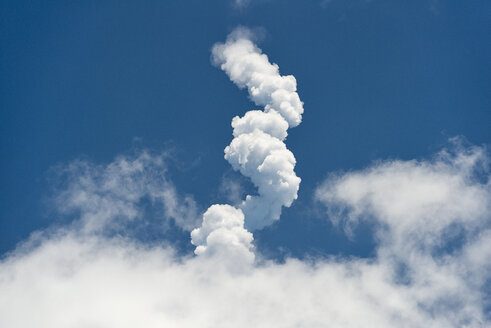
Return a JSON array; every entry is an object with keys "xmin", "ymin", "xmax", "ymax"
[
  {"xmin": 215, "ymin": 28, "xmax": 302, "ymax": 229},
  {"xmin": 191, "ymin": 28, "xmax": 304, "ymax": 261},
  {"xmin": 0, "ymin": 141, "xmax": 490, "ymax": 327},
  {"xmin": 212, "ymin": 28, "xmax": 304, "ymax": 128},
  {"xmin": 191, "ymin": 204, "xmax": 255, "ymax": 270},
  {"xmin": 316, "ymin": 139, "xmax": 490, "ymax": 246},
  {"xmin": 316, "ymin": 140, "xmax": 491, "ymax": 326},
  {"xmin": 0, "ymin": 234, "xmax": 459, "ymax": 328}
]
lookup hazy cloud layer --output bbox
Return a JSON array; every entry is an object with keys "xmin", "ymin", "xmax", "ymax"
[{"xmin": 234, "ymin": 0, "xmax": 250, "ymax": 8}]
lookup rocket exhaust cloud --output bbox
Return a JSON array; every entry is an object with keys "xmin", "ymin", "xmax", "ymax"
[{"xmin": 191, "ymin": 28, "xmax": 304, "ymax": 262}]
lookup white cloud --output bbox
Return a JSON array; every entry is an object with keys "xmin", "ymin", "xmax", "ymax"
[
  {"xmin": 191, "ymin": 28, "xmax": 305, "ymax": 263},
  {"xmin": 1, "ymin": 20, "xmax": 490, "ymax": 325},
  {"xmin": 53, "ymin": 151, "xmax": 200, "ymax": 233},
  {"xmin": 212, "ymin": 28, "xmax": 304, "ymax": 128},
  {"xmin": 204, "ymin": 28, "xmax": 304, "ymax": 233},
  {"xmin": 0, "ymin": 142, "xmax": 491, "ymax": 328},
  {"xmin": 233, "ymin": 0, "xmax": 251, "ymax": 9},
  {"xmin": 191, "ymin": 204, "xmax": 255, "ymax": 271},
  {"xmin": 0, "ymin": 142, "xmax": 489, "ymax": 327},
  {"xmin": 315, "ymin": 140, "xmax": 490, "ymax": 246},
  {"xmin": 315, "ymin": 140, "xmax": 491, "ymax": 326}
]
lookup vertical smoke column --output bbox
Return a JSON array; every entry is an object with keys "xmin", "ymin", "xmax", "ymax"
[{"xmin": 191, "ymin": 28, "xmax": 304, "ymax": 264}]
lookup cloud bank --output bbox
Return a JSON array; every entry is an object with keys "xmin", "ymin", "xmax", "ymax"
[{"xmin": 1, "ymin": 141, "xmax": 489, "ymax": 327}]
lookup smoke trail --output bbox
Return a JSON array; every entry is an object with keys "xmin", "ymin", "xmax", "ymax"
[{"xmin": 191, "ymin": 28, "xmax": 304, "ymax": 263}]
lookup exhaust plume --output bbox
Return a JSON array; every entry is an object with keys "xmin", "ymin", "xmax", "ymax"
[{"xmin": 191, "ymin": 28, "xmax": 304, "ymax": 261}]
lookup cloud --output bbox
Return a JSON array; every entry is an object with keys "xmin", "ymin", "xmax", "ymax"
[
  {"xmin": 315, "ymin": 139, "xmax": 490, "ymax": 244},
  {"xmin": 0, "ymin": 141, "xmax": 490, "ymax": 327},
  {"xmin": 191, "ymin": 204, "xmax": 255, "ymax": 271},
  {"xmin": 213, "ymin": 27, "xmax": 303, "ymax": 230},
  {"xmin": 52, "ymin": 151, "xmax": 200, "ymax": 234},
  {"xmin": 218, "ymin": 171, "xmax": 246, "ymax": 206},
  {"xmin": 233, "ymin": 0, "xmax": 251, "ymax": 9},
  {"xmin": 1, "ymin": 23, "xmax": 490, "ymax": 326},
  {"xmin": 191, "ymin": 28, "xmax": 305, "ymax": 262},
  {"xmin": 212, "ymin": 28, "xmax": 304, "ymax": 128},
  {"xmin": 316, "ymin": 140, "xmax": 491, "ymax": 326}
]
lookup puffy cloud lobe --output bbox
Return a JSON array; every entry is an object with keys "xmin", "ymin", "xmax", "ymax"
[
  {"xmin": 191, "ymin": 205, "xmax": 254, "ymax": 269},
  {"xmin": 231, "ymin": 110, "xmax": 288, "ymax": 141},
  {"xmin": 212, "ymin": 29, "xmax": 304, "ymax": 128},
  {"xmin": 225, "ymin": 130, "xmax": 300, "ymax": 230}
]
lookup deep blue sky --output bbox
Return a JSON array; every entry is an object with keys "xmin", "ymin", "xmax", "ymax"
[{"xmin": 1, "ymin": 0, "xmax": 490, "ymax": 257}]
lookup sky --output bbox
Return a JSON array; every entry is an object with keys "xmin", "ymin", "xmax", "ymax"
[{"xmin": 1, "ymin": 0, "xmax": 490, "ymax": 327}]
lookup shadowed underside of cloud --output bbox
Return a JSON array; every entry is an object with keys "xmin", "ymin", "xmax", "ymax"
[{"xmin": 0, "ymin": 141, "xmax": 489, "ymax": 327}]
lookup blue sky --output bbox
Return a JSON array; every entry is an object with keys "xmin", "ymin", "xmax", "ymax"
[{"xmin": 1, "ymin": 1, "xmax": 490, "ymax": 326}]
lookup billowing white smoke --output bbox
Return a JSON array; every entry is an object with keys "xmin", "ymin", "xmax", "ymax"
[
  {"xmin": 191, "ymin": 29, "xmax": 303, "ymax": 261},
  {"xmin": 190, "ymin": 204, "xmax": 254, "ymax": 271},
  {"xmin": 211, "ymin": 29, "xmax": 303, "ymax": 128}
]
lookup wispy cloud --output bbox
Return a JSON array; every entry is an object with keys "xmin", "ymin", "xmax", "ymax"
[
  {"xmin": 53, "ymin": 151, "xmax": 200, "ymax": 234},
  {"xmin": 316, "ymin": 139, "xmax": 491, "ymax": 326},
  {"xmin": 233, "ymin": 0, "xmax": 251, "ymax": 9}
]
